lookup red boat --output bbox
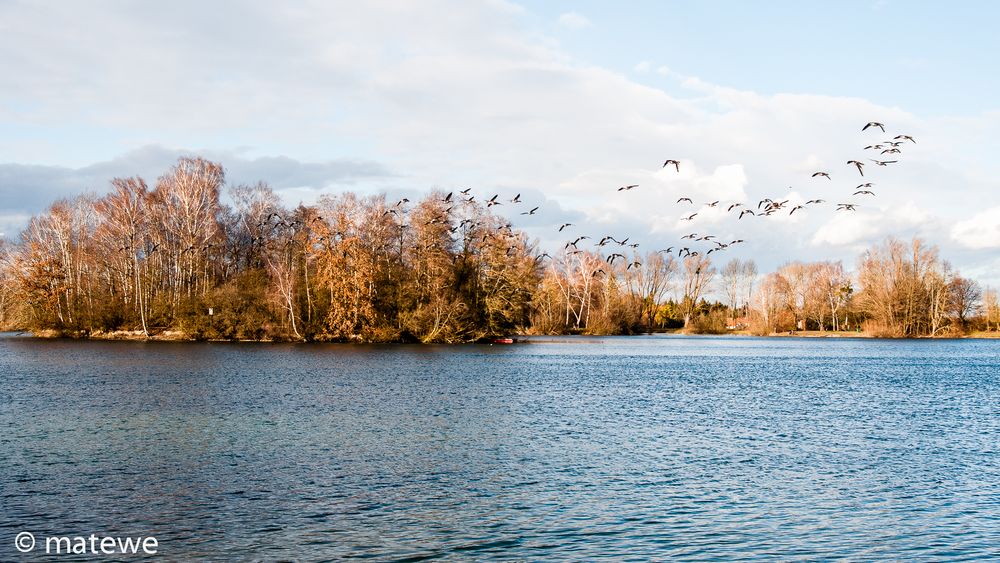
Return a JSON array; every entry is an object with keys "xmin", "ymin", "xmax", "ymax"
[{"xmin": 490, "ymin": 337, "xmax": 515, "ymax": 344}]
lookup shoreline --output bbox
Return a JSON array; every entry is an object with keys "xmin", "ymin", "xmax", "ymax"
[{"xmin": 6, "ymin": 329, "xmax": 999, "ymax": 342}]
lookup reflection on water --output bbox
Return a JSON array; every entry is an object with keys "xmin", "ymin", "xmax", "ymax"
[{"xmin": 2, "ymin": 335, "xmax": 998, "ymax": 560}]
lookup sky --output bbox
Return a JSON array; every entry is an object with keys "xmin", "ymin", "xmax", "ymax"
[{"xmin": 2, "ymin": 0, "xmax": 999, "ymax": 285}]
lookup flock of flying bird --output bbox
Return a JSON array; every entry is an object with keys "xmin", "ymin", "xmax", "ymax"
[
  {"xmin": 526, "ymin": 120, "xmax": 916, "ymax": 276},
  {"xmin": 368, "ymin": 121, "xmax": 915, "ymax": 278}
]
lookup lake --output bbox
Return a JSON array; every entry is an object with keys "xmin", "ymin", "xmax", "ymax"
[{"xmin": 1, "ymin": 334, "xmax": 998, "ymax": 560}]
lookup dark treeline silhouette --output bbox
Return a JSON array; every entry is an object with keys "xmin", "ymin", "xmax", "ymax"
[{"xmin": 0, "ymin": 157, "xmax": 996, "ymax": 340}]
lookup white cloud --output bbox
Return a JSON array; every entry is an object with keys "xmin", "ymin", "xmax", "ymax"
[
  {"xmin": 812, "ymin": 201, "xmax": 931, "ymax": 248},
  {"xmin": 0, "ymin": 1, "xmax": 996, "ymax": 280},
  {"xmin": 634, "ymin": 61, "xmax": 651, "ymax": 73},
  {"xmin": 557, "ymin": 11, "xmax": 591, "ymax": 29},
  {"xmin": 952, "ymin": 206, "xmax": 1000, "ymax": 249}
]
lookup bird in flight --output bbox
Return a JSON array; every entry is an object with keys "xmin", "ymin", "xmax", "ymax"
[
  {"xmin": 677, "ymin": 197, "xmax": 693, "ymax": 204},
  {"xmin": 739, "ymin": 209, "xmax": 755, "ymax": 220},
  {"xmin": 460, "ymin": 188, "xmax": 472, "ymax": 195},
  {"xmin": 558, "ymin": 223, "xmax": 573, "ymax": 232},
  {"xmin": 520, "ymin": 206, "xmax": 539, "ymax": 215},
  {"xmin": 487, "ymin": 195, "xmax": 502, "ymax": 207},
  {"xmin": 863, "ymin": 121, "xmax": 885, "ymax": 132},
  {"xmin": 662, "ymin": 159, "xmax": 680, "ymax": 172},
  {"xmin": 790, "ymin": 205, "xmax": 805, "ymax": 215},
  {"xmin": 681, "ymin": 213, "xmax": 697, "ymax": 221},
  {"xmin": 681, "ymin": 233, "xmax": 697, "ymax": 240},
  {"xmin": 618, "ymin": 184, "xmax": 638, "ymax": 191},
  {"xmin": 705, "ymin": 201, "xmax": 720, "ymax": 207},
  {"xmin": 856, "ymin": 183, "xmax": 874, "ymax": 189},
  {"xmin": 847, "ymin": 160, "xmax": 865, "ymax": 176},
  {"xmin": 854, "ymin": 190, "xmax": 875, "ymax": 196},
  {"xmin": 812, "ymin": 171, "xmax": 831, "ymax": 180},
  {"xmin": 893, "ymin": 134, "xmax": 916, "ymax": 144},
  {"xmin": 510, "ymin": 193, "xmax": 522, "ymax": 203},
  {"xmin": 727, "ymin": 203, "xmax": 742, "ymax": 212},
  {"xmin": 837, "ymin": 203, "xmax": 858, "ymax": 211},
  {"xmin": 805, "ymin": 199, "xmax": 825, "ymax": 205},
  {"xmin": 870, "ymin": 160, "xmax": 898, "ymax": 166},
  {"xmin": 443, "ymin": 192, "xmax": 453, "ymax": 203}
]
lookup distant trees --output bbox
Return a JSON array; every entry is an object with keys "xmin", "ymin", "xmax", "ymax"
[
  {"xmin": 856, "ymin": 237, "xmax": 951, "ymax": 336},
  {"xmin": 0, "ymin": 158, "xmax": 994, "ymax": 339},
  {"xmin": 721, "ymin": 258, "xmax": 757, "ymax": 326},
  {"xmin": 984, "ymin": 288, "xmax": 1000, "ymax": 332}
]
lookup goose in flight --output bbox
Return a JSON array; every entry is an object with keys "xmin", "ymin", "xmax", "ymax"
[
  {"xmin": 681, "ymin": 213, "xmax": 698, "ymax": 221},
  {"xmin": 617, "ymin": 184, "xmax": 639, "ymax": 191},
  {"xmin": 881, "ymin": 148, "xmax": 902, "ymax": 155},
  {"xmin": 870, "ymin": 160, "xmax": 898, "ymax": 166},
  {"xmin": 677, "ymin": 197, "xmax": 693, "ymax": 204},
  {"xmin": 571, "ymin": 236, "xmax": 590, "ymax": 245},
  {"xmin": 805, "ymin": 199, "xmax": 825, "ymax": 205},
  {"xmin": 853, "ymin": 190, "xmax": 875, "ymax": 196},
  {"xmin": 739, "ymin": 209, "xmax": 755, "ymax": 219},
  {"xmin": 681, "ymin": 233, "xmax": 697, "ymax": 239},
  {"xmin": 558, "ymin": 223, "xmax": 573, "ymax": 232},
  {"xmin": 607, "ymin": 253, "xmax": 625, "ymax": 264},
  {"xmin": 727, "ymin": 203, "xmax": 742, "ymax": 212},
  {"xmin": 487, "ymin": 195, "xmax": 502, "ymax": 207},
  {"xmin": 812, "ymin": 171, "xmax": 831, "ymax": 180},
  {"xmin": 395, "ymin": 198, "xmax": 410, "ymax": 207},
  {"xmin": 520, "ymin": 206, "xmax": 539, "ymax": 215},
  {"xmin": 662, "ymin": 159, "xmax": 680, "ymax": 172},
  {"xmin": 856, "ymin": 183, "xmax": 874, "ymax": 189},
  {"xmin": 460, "ymin": 187, "xmax": 472, "ymax": 195},
  {"xmin": 705, "ymin": 201, "xmax": 720, "ymax": 207},
  {"xmin": 863, "ymin": 121, "xmax": 885, "ymax": 132},
  {"xmin": 790, "ymin": 205, "xmax": 805, "ymax": 215},
  {"xmin": 847, "ymin": 160, "xmax": 865, "ymax": 176},
  {"xmin": 893, "ymin": 134, "xmax": 916, "ymax": 144},
  {"xmin": 510, "ymin": 193, "xmax": 522, "ymax": 203},
  {"xmin": 592, "ymin": 268, "xmax": 605, "ymax": 277},
  {"xmin": 443, "ymin": 192, "xmax": 453, "ymax": 203},
  {"xmin": 836, "ymin": 203, "xmax": 858, "ymax": 211}
]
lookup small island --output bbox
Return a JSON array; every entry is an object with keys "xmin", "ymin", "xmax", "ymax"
[{"xmin": 0, "ymin": 157, "xmax": 996, "ymax": 342}]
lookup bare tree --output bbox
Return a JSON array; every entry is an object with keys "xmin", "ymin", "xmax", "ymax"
[
  {"xmin": 948, "ymin": 276, "xmax": 982, "ymax": 328},
  {"xmin": 679, "ymin": 254, "xmax": 715, "ymax": 327}
]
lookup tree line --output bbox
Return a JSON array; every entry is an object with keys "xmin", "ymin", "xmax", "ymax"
[{"xmin": 0, "ymin": 157, "xmax": 995, "ymax": 340}]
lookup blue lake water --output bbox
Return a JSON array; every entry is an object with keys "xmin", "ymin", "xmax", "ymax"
[{"xmin": 1, "ymin": 334, "xmax": 998, "ymax": 560}]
